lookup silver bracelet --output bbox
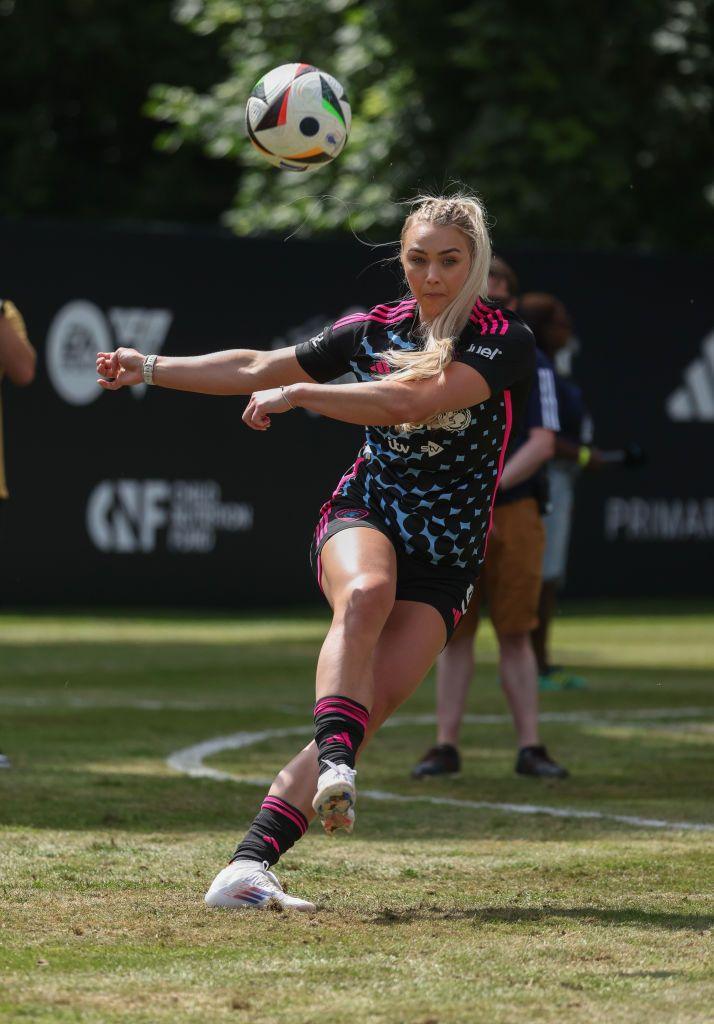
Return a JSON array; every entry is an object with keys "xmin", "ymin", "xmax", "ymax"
[
  {"xmin": 143, "ymin": 354, "xmax": 158, "ymax": 385},
  {"xmin": 280, "ymin": 386, "xmax": 295, "ymax": 410}
]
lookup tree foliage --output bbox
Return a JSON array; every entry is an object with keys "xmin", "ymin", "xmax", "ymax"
[
  {"xmin": 449, "ymin": 0, "xmax": 714, "ymax": 249},
  {"xmin": 0, "ymin": 0, "xmax": 236, "ymax": 222},
  {"xmin": 1, "ymin": 0, "xmax": 712, "ymax": 248},
  {"xmin": 149, "ymin": 0, "xmax": 714, "ymax": 248},
  {"xmin": 147, "ymin": 0, "xmax": 424, "ymax": 236}
]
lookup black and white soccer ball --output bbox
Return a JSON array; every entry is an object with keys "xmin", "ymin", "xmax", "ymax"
[{"xmin": 245, "ymin": 63, "xmax": 351, "ymax": 172}]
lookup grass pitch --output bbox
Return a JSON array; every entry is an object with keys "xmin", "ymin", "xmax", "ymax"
[{"xmin": 1, "ymin": 604, "xmax": 713, "ymax": 1023}]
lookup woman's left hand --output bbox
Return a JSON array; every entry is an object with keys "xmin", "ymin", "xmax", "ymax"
[{"xmin": 242, "ymin": 387, "xmax": 295, "ymax": 431}]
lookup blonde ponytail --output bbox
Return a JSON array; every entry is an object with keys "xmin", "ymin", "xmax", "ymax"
[{"xmin": 385, "ymin": 192, "xmax": 492, "ymax": 430}]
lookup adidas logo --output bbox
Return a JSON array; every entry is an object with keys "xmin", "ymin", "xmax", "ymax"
[{"xmin": 666, "ymin": 330, "xmax": 714, "ymax": 421}]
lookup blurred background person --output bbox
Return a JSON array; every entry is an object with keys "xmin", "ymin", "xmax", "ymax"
[
  {"xmin": 520, "ymin": 292, "xmax": 646, "ymax": 691},
  {"xmin": 0, "ymin": 297, "xmax": 36, "ymax": 768},
  {"xmin": 412, "ymin": 258, "xmax": 569, "ymax": 782},
  {"xmin": 487, "ymin": 255, "xmax": 519, "ymax": 312}
]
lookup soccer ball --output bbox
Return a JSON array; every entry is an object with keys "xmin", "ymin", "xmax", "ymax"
[{"xmin": 245, "ymin": 63, "xmax": 351, "ymax": 172}]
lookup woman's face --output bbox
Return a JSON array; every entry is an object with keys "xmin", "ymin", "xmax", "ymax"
[{"xmin": 401, "ymin": 222, "xmax": 472, "ymax": 322}]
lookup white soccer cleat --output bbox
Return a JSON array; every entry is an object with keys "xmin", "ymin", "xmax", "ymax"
[
  {"xmin": 204, "ymin": 859, "xmax": 316, "ymax": 913},
  {"xmin": 312, "ymin": 759, "xmax": 357, "ymax": 836}
]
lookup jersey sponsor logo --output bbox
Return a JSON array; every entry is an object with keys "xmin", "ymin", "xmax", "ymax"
[
  {"xmin": 335, "ymin": 508, "xmax": 370, "ymax": 521},
  {"xmin": 420, "ymin": 441, "xmax": 444, "ymax": 456},
  {"xmin": 47, "ymin": 300, "xmax": 172, "ymax": 406},
  {"xmin": 467, "ymin": 344, "xmax": 503, "ymax": 360},
  {"xmin": 432, "ymin": 408, "xmax": 472, "ymax": 432},
  {"xmin": 86, "ymin": 479, "xmax": 253, "ymax": 554},
  {"xmin": 666, "ymin": 330, "xmax": 714, "ymax": 421},
  {"xmin": 388, "ymin": 436, "xmax": 410, "ymax": 455}
]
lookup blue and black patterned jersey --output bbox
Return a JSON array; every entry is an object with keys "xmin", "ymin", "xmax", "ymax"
[{"xmin": 295, "ymin": 298, "xmax": 535, "ymax": 572}]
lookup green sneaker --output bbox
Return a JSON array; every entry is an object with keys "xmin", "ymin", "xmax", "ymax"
[
  {"xmin": 562, "ymin": 672, "xmax": 588, "ymax": 690},
  {"xmin": 540, "ymin": 668, "xmax": 588, "ymax": 691},
  {"xmin": 538, "ymin": 673, "xmax": 561, "ymax": 692}
]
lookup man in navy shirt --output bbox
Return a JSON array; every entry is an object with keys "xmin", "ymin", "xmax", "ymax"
[
  {"xmin": 412, "ymin": 258, "xmax": 569, "ymax": 780},
  {"xmin": 524, "ymin": 292, "xmax": 644, "ymax": 689}
]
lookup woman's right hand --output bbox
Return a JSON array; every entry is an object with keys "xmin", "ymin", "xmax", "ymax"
[{"xmin": 96, "ymin": 347, "xmax": 144, "ymax": 390}]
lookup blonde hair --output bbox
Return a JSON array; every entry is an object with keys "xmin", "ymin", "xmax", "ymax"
[{"xmin": 385, "ymin": 193, "xmax": 492, "ymax": 390}]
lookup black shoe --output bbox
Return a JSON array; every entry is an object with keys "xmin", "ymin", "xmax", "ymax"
[
  {"xmin": 411, "ymin": 743, "xmax": 461, "ymax": 779},
  {"xmin": 516, "ymin": 745, "xmax": 569, "ymax": 779}
]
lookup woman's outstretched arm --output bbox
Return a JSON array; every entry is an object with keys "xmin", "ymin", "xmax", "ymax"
[
  {"xmin": 96, "ymin": 345, "xmax": 314, "ymax": 396},
  {"xmin": 243, "ymin": 362, "xmax": 492, "ymax": 430}
]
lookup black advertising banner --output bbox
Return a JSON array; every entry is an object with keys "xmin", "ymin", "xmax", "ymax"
[
  {"xmin": 0, "ymin": 220, "xmax": 711, "ymax": 605},
  {"xmin": 499, "ymin": 248, "xmax": 713, "ymax": 598}
]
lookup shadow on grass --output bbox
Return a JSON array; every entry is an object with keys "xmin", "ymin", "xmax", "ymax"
[{"xmin": 368, "ymin": 904, "xmax": 714, "ymax": 931}]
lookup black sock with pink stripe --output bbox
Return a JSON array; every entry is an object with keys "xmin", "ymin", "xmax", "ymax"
[
  {"xmin": 231, "ymin": 795, "xmax": 308, "ymax": 867},
  {"xmin": 314, "ymin": 694, "xmax": 370, "ymax": 776}
]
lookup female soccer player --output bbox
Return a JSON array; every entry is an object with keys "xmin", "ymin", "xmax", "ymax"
[{"xmin": 97, "ymin": 195, "xmax": 536, "ymax": 912}]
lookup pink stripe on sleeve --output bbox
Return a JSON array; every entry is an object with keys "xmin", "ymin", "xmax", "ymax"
[
  {"xmin": 330, "ymin": 313, "xmax": 369, "ymax": 330},
  {"xmin": 331, "ymin": 307, "xmax": 416, "ymax": 331},
  {"xmin": 469, "ymin": 314, "xmax": 488, "ymax": 335},
  {"xmin": 495, "ymin": 308, "xmax": 509, "ymax": 335},
  {"xmin": 474, "ymin": 299, "xmax": 499, "ymax": 335},
  {"xmin": 370, "ymin": 299, "xmax": 416, "ymax": 316}
]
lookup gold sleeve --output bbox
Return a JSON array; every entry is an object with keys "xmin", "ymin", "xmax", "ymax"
[
  {"xmin": 0, "ymin": 299, "xmax": 34, "ymax": 499},
  {"xmin": 2, "ymin": 299, "xmax": 32, "ymax": 348}
]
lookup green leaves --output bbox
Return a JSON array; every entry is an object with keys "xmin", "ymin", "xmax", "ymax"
[
  {"xmin": 147, "ymin": 0, "xmax": 420, "ymax": 235},
  {"xmin": 147, "ymin": 0, "xmax": 713, "ymax": 246},
  {"xmin": 1, "ymin": 0, "xmax": 711, "ymax": 247}
]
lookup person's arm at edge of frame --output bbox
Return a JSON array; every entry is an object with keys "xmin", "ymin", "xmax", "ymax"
[
  {"xmin": 96, "ymin": 345, "xmax": 315, "ymax": 395},
  {"xmin": 497, "ymin": 427, "xmax": 555, "ymax": 492},
  {"xmin": 0, "ymin": 302, "xmax": 36, "ymax": 386},
  {"xmin": 552, "ymin": 434, "xmax": 607, "ymax": 469},
  {"xmin": 97, "ymin": 345, "xmax": 493, "ymax": 428},
  {"xmin": 252, "ymin": 361, "xmax": 492, "ymax": 428}
]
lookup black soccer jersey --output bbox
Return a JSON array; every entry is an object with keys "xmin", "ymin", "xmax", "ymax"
[{"xmin": 295, "ymin": 298, "xmax": 535, "ymax": 573}]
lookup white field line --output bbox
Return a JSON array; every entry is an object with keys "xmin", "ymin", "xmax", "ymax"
[{"xmin": 166, "ymin": 717, "xmax": 714, "ymax": 834}]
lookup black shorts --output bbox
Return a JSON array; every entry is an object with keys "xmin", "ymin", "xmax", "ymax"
[{"xmin": 309, "ymin": 496, "xmax": 477, "ymax": 644}]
